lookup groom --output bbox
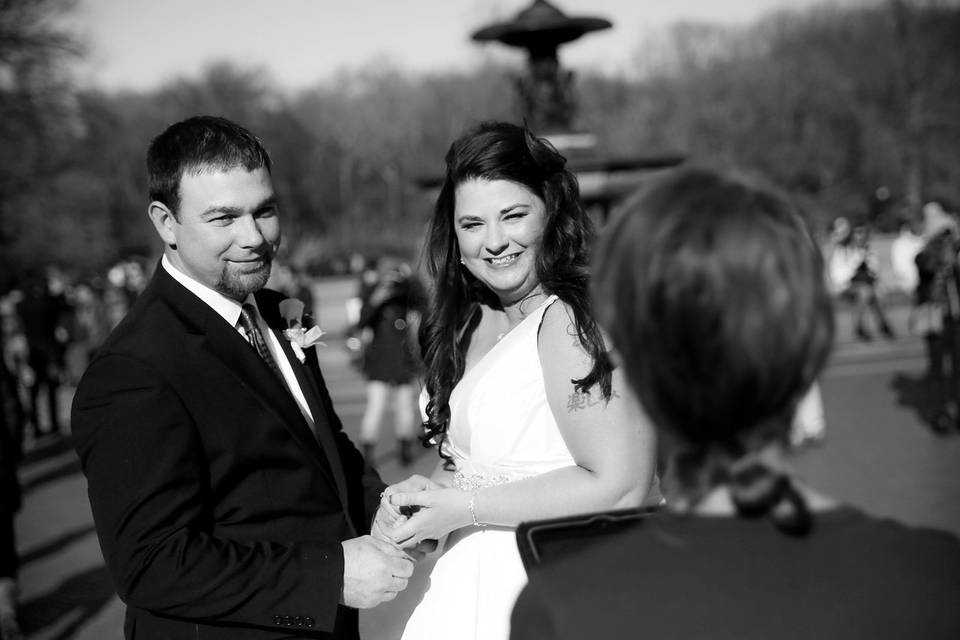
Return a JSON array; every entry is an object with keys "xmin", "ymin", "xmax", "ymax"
[{"xmin": 71, "ymin": 115, "xmax": 412, "ymax": 640}]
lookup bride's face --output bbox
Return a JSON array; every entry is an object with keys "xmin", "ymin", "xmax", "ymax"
[{"xmin": 453, "ymin": 178, "xmax": 546, "ymax": 305}]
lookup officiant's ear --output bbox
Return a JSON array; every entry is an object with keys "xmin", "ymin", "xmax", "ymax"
[{"xmin": 148, "ymin": 201, "xmax": 178, "ymax": 248}]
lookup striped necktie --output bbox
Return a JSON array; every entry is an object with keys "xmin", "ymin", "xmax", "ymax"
[{"xmin": 239, "ymin": 303, "xmax": 287, "ymax": 386}]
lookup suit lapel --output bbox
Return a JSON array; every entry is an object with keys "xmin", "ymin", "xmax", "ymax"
[
  {"xmin": 202, "ymin": 320, "xmax": 331, "ymax": 459},
  {"xmin": 257, "ymin": 294, "xmax": 352, "ymax": 511},
  {"xmin": 153, "ymin": 267, "xmax": 341, "ymax": 496}
]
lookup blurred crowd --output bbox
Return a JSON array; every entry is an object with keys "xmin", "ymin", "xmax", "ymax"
[
  {"xmin": 823, "ymin": 200, "xmax": 960, "ymax": 432},
  {"xmin": 1, "ymin": 258, "xmax": 151, "ymax": 640},
  {"xmin": 0, "ymin": 260, "xmax": 149, "ymax": 451}
]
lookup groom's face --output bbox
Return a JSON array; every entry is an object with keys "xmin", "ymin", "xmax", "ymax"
[{"xmin": 160, "ymin": 165, "xmax": 281, "ymax": 301}]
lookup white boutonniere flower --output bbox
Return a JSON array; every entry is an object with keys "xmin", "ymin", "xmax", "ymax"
[{"xmin": 279, "ymin": 298, "xmax": 326, "ymax": 363}]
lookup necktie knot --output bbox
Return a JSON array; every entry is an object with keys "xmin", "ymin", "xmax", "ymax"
[
  {"xmin": 239, "ymin": 303, "xmax": 286, "ymax": 385},
  {"xmin": 239, "ymin": 303, "xmax": 259, "ymax": 334}
]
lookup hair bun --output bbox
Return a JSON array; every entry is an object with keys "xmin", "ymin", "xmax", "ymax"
[{"xmin": 730, "ymin": 461, "xmax": 813, "ymax": 537}]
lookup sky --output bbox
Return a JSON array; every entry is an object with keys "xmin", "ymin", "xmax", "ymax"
[{"xmin": 66, "ymin": 0, "xmax": 850, "ymax": 93}]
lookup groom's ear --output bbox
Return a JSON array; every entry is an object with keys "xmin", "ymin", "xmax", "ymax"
[{"xmin": 148, "ymin": 201, "xmax": 178, "ymax": 248}]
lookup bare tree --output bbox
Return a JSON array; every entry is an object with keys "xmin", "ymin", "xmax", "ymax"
[{"xmin": 0, "ymin": 0, "xmax": 84, "ymax": 278}]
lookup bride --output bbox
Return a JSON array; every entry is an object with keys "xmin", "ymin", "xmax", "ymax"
[{"xmin": 374, "ymin": 121, "xmax": 658, "ymax": 640}]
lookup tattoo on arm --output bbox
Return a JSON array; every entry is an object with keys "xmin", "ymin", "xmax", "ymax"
[{"xmin": 566, "ymin": 388, "xmax": 620, "ymax": 412}]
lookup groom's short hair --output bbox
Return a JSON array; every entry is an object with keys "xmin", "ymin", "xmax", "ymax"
[{"xmin": 146, "ymin": 115, "xmax": 272, "ymax": 218}]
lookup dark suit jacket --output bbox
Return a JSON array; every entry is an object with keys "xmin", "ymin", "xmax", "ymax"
[
  {"xmin": 71, "ymin": 264, "xmax": 385, "ymax": 640},
  {"xmin": 511, "ymin": 508, "xmax": 960, "ymax": 640}
]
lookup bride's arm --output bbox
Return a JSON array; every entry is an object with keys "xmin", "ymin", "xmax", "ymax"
[
  {"xmin": 388, "ymin": 302, "xmax": 657, "ymax": 542},
  {"xmin": 470, "ymin": 301, "xmax": 656, "ymax": 523}
]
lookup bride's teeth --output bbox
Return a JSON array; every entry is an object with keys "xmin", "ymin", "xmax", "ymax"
[{"xmin": 489, "ymin": 255, "xmax": 517, "ymax": 266}]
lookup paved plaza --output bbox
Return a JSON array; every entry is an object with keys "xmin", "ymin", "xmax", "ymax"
[{"xmin": 10, "ymin": 300, "xmax": 960, "ymax": 640}]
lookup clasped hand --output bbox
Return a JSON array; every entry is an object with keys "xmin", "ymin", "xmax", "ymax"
[
  {"xmin": 340, "ymin": 535, "xmax": 413, "ymax": 609},
  {"xmin": 373, "ymin": 474, "xmax": 473, "ymax": 548}
]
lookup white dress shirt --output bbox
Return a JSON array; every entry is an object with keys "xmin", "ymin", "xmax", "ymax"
[{"xmin": 161, "ymin": 255, "xmax": 316, "ymax": 429}]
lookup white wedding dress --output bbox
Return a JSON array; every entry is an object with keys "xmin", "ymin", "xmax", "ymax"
[{"xmin": 401, "ymin": 295, "xmax": 575, "ymax": 640}]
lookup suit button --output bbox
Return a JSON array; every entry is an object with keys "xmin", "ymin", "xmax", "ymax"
[
  {"xmin": 305, "ymin": 617, "xmax": 315, "ymax": 628},
  {"xmin": 284, "ymin": 616, "xmax": 293, "ymax": 626},
  {"xmin": 294, "ymin": 616, "xmax": 303, "ymax": 626},
  {"xmin": 273, "ymin": 615, "xmax": 283, "ymax": 625}
]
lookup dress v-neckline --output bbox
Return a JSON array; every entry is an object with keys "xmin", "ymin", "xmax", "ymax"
[{"xmin": 458, "ymin": 294, "xmax": 557, "ymax": 385}]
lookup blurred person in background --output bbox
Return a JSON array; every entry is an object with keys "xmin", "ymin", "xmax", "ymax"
[
  {"xmin": 103, "ymin": 283, "xmax": 130, "ymax": 330},
  {"xmin": 266, "ymin": 261, "xmax": 297, "ymax": 297},
  {"xmin": 789, "ymin": 380, "xmax": 826, "ymax": 448},
  {"xmin": 0, "ymin": 305, "xmax": 24, "ymax": 640},
  {"xmin": 890, "ymin": 219, "xmax": 924, "ymax": 295},
  {"xmin": 356, "ymin": 256, "xmax": 425, "ymax": 467},
  {"xmin": 912, "ymin": 201, "xmax": 960, "ymax": 433},
  {"xmin": 511, "ymin": 168, "xmax": 960, "ymax": 639},
  {"xmin": 357, "ymin": 255, "xmax": 380, "ymax": 302},
  {"xmin": 847, "ymin": 225, "xmax": 895, "ymax": 341},
  {"xmin": 292, "ymin": 266, "xmax": 316, "ymax": 319},
  {"xmin": 15, "ymin": 270, "xmax": 71, "ymax": 441},
  {"xmin": 70, "ymin": 280, "xmax": 110, "ymax": 375},
  {"xmin": 343, "ymin": 255, "xmax": 377, "ymax": 371},
  {"xmin": 266, "ymin": 262, "xmax": 316, "ymax": 320},
  {"xmin": 102, "ymin": 259, "xmax": 150, "ymax": 330},
  {"xmin": 825, "ymin": 216, "xmax": 857, "ymax": 294},
  {"xmin": 825, "ymin": 218, "xmax": 895, "ymax": 340},
  {"xmin": 122, "ymin": 260, "xmax": 148, "ymax": 297},
  {"xmin": 377, "ymin": 121, "xmax": 658, "ymax": 640},
  {"xmin": 0, "ymin": 301, "xmax": 28, "ymax": 452}
]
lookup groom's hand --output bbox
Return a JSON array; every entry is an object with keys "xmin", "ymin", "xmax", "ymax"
[
  {"xmin": 405, "ymin": 538, "xmax": 440, "ymax": 560},
  {"xmin": 375, "ymin": 475, "xmax": 437, "ymax": 531},
  {"xmin": 371, "ymin": 509, "xmax": 437, "ymax": 561},
  {"xmin": 341, "ymin": 536, "xmax": 413, "ymax": 608}
]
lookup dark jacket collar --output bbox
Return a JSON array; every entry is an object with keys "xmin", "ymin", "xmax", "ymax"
[{"xmin": 148, "ymin": 264, "xmax": 349, "ymax": 506}]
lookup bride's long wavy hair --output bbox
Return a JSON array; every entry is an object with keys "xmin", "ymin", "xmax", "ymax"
[{"xmin": 419, "ymin": 121, "xmax": 612, "ymax": 463}]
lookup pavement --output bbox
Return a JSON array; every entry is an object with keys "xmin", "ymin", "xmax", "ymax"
[{"xmin": 10, "ymin": 297, "xmax": 960, "ymax": 640}]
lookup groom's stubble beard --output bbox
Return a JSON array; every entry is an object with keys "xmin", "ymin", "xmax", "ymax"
[{"xmin": 216, "ymin": 253, "xmax": 273, "ymax": 300}]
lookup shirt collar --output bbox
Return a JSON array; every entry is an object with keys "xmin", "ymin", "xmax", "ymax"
[{"xmin": 161, "ymin": 254, "xmax": 248, "ymax": 328}]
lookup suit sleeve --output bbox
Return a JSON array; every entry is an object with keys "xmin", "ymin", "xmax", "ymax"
[
  {"xmin": 338, "ymin": 430, "xmax": 386, "ymax": 531},
  {"xmin": 308, "ymin": 355, "xmax": 386, "ymax": 529},
  {"xmin": 71, "ymin": 353, "xmax": 345, "ymax": 632}
]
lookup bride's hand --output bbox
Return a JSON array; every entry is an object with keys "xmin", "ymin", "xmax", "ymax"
[
  {"xmin": 387, "ymin": 488, "xmax": 473, "ymax": 547},
  {"xmin": 379, "ymin": 475, "xmax": 441, "ymax": 525}
]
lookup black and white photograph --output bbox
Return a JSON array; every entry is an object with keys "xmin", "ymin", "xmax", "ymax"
[{"xmin": 1, "ymin": 1, "xmax": 958, "ymax": 639}]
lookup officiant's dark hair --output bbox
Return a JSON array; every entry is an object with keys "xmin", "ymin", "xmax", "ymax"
[
  {"xmin": 419, "ymin": 120, "xmax": 612, "ymax": 462},
  {"xmin": 592, "ymin": 168, "xmax": 834, "ymax": 533},
  {"xmin": 147, "ymin": 115, "xmax": 272, "ymax": 218}
]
